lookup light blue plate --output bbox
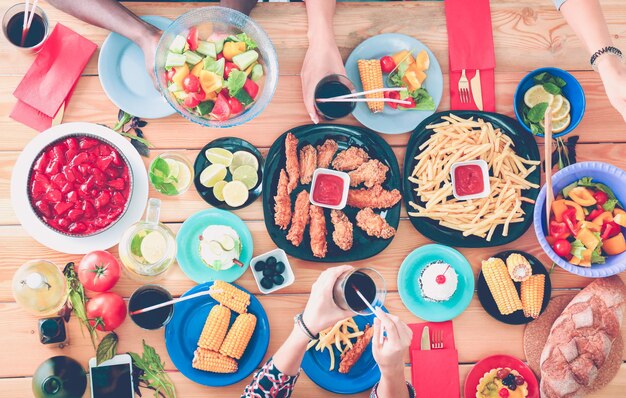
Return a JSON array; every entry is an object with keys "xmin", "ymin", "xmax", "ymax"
[
  {"xmin": 98, "ymin": 16, "xmax": 175, "ymax": 119},
  {"xmin": 176, "ymin": 209, "xmax": 253, "ymax": 283},
  {"xmin": 398, "ymin": 244, "xmax": 474, "ymax": 322},
  {"xmin": 165, "ymin": 282, "xmax": 269, "ymax": 386},
  {"xmin": 345, "ymin": 33, "xmax": 443, "ymax": 135}
]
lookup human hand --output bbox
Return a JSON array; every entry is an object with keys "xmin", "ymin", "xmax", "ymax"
[
  {"xmin": 598, "ymin": 56, "xmax": 626, "ymax": 123},
  {"xmin": 372, "ymin": 309, "xmax": 412, "ymax": 375},
  {"xmin": 137, "ymin": 29, "xmax": 161, "ymax": 87},
  {"xmin": 302, "ymin": 265, "xmax": 355, "ymax": 335}
]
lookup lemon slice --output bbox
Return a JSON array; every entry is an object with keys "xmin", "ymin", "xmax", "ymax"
[
  {"xmin": 223, "ymin": 180, "xmax": 249, "ymax": 207},
  {"xmin": 550, "ymin": 95, "xmax": 564, "ymax": 115},
  {"xmin": 542, "ymin": 113, "xmax": 571, "ymax": 133},
  {"xmin": 230, "ymin": 150, "xmax": 259, "ymax": 174},
  {"xmin": 173, "ymin": 161, "xmax": 192, "ymax": 191},
  {"xmin": 205, "ymin": 148, "xmax": 234, "ymax": 167},
  {"xmin": 213, "ymin": 180, "xmax": 227, "ymax": 202},
  {"xmin": 164, "ymin": 158, "xmax": 180, "ymax": 180},
  {"xmin": 524, "ymin": 85, "xmax": 554, "ymax": 108},
  {"xmin": 552, "ymin": 97, "xmax": 571, "ymax": 121},
  {"xmin": 232, "ymin": 165, "xmax": 258, "ymax": 189},
  {"xmin": 140, "ymin": 231, "xmax": 167, "ymax": 263},
  {"xmin": 200, "ymin": 164, "xmax": 227, "ymax": 188}
]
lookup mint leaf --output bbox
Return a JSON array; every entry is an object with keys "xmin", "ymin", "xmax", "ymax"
[
  {"xmin": 533, "ymin": 72, "xmax": 548, "ymax": 83},
  {"xmin": 554, "ymin": 76, "xmax": 567, "ymax": 88},
  {"xmin": 150, "ymin": 157, "xmax": 171, "ymax": 184},
  {"xmin": 543, "ymin": 82, "xmax": 561, "ymax": 95},
  {"xmin": 528, "ymin": 102, "xmax": 549, "ymax": 123},
  {"xmin": 225, "ymin": 70, "xmax": 247, "ymax": 96},
  {"xmin": 530, "ymin": 123, "xmax": 544, "ymax": 136}
]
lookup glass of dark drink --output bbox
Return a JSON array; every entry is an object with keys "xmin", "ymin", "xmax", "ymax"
[
  {"xmin": 2, "ymin": 3, "xmax": 49, "ymax": 52},
  {"xmin": 333, "ymin": 267, "xmax": 386, "ymax": 315},
  {"xmin": 314, "ymin": 74, "xmax": 356, "ymax": 120},
  {"xmin": 128, "ymin": 285, "xmax": 174, "ymax": 330}
]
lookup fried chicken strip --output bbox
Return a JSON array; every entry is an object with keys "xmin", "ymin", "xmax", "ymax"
[
  {"xmin": 273, "ymin": 169, "xmax": 292, "ymax": 230},
  {"xmin": 285, "ymin": 133, "xmax": 300, "ymax": 193},
  {"xmin": 309, "ymin": 205, "xmax": 328, "ymax": 258},
  {"xmin": 339, "ymin": 325, "xmax": 374, "ymax": 374},
  {"xmin": 356, "ymin": 208, "xmax": 396, "ymax": 239},
  {"xmin": 331, "ymin": 147, "xmax": 369, "ymax": 171},
  {"xmin": 299, "ymin": 144, "xmax": 317, "ymax": 184},
  {"xmin": 316, "ymin": 139, "xmax": 338, "ymax": 169},
  {"xmin": 347, "ymin": 185, "xmax": 402, "ymax": 209},
  {"xmin": 286, "ymin": 190, "xmax": 310, "ymax": 246},
  {"xmin": 348, "ymin": 159, "xmax": 389, "ymax": 188},
  {"xmin": 330, "ymin": 210, "xmax": 353, "ymax": 251}
]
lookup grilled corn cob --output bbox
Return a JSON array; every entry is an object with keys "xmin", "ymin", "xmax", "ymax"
[
  {"xmin": 210, "ymin": 281, "xmax": 250, "ymax": 314},
  {"xmin": 220, "ymin": 313, "xmax": 257, "ymax": 360},
  {"xmin": 198, "ymin": 305, "xmax": 231, "ymax": 351},
  {"xmin": 521, "ymin": 274, "xmax": 545, "ymax": 319},
  {"xmin": 357, "ymin": 59, "xmax": 384, "ymax": 113},
  {"xmin": 192, "ymin": 348, "xmax": 238, "ymax": 373},
  {"xmin": 482, "ymin": 257, "xmax": 523, "ymax": 315},
  {"xmin": 506, "ymin": 253, "xmax": 532, "ymax": 282}
]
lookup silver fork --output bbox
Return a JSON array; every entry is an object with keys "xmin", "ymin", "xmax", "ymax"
[
  {"xmin": 458, "ymin": 69, "xmax": 471, "ymax": 103},
  {"xmin": 431, "ymin": 329, "xmax": 444, "ymax": 349}
]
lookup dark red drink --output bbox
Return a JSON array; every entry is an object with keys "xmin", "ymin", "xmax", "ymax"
[{"xmin": 6, "ymin": 12, "xmax": 46, "ymax": 48}]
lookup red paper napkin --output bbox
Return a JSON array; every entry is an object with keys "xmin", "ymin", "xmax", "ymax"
[
  {"xmin": 445, "ymin": 0, "xmax": 496, "ymax": 112},
  {"xmin": 409, "ymin": 321, "xmax": 460, "ymax": 398},
  {"xmin": 10, "ymin": 24, "xmax": 97, "ymax": 131}
]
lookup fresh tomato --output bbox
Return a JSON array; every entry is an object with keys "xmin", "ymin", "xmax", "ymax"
[
  {"xmin": 224, "ymin": 62, "xmax": 239, "ymax": 79},
  {"xmin": 186, "ymin": 27, "xmax": 199, "ymax": 51},
  {"xmin": 384, "ymin": 91, "xmax": 401, "ymax": 109},
  {"xmin": 166, "ymin": 68, "xmax": 176, "ymax": 83},
  {"xmin": 86, "ymin": 292, "xmax": 127, "ymax": 331},
  {"xmin": 182, "ymin": 74, "xmax": 201, "ymax": 93},
  {"xmin": 76, "ymin": 251, "xmax": 120, "ymax": 292},
  {"xmin": 380, "ymin": 55, "xmax": 396, "ymax": 74},
  {"xmin": 553, "ymin": 239, "xmax": 572, "ymax": 258},
  {"xmin": 184, "ymin": 94, "xmax": 201, "ymax": 108},
  {"xmin": 216, "ymin": 52, "xmax": 224, "ymax": 61},
  {"xmin": 587, "ymin": 205, "xmax": 605, "ymax": 221},
  {"xmin": 593, "ymin": 190, "xmax": 609, "ymax": 206},
  {"xmin": 228, "ymin": 97, "xmax": 243, "ymax": 114},
  {"xmin": 399, "ymin": 96, "xmax": 416, "ymax": 109},
  {"xmin": 193, "ymin": 90, "xmax": 206, "ymax": 102},
  {"xmin": 549, "ymin": 220, "xmax": 570, "ymax": 240},
  {"xmin": 210, "ymin": 92, "xmax": 231, "ymax": 121},
  {"xmin": 562, "ymin": 208, "xmax": 580, "ymax": 235},
  {"xmin": 601, "ymin": 221, "xmax": 622, "ymax": 240},
  {"xmin": 243, "ymin": 79, "xmax": 259, "ymax": 99}
]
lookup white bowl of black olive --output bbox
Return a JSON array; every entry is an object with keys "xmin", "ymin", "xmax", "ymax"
[{"xmin": 250, "ymin": 248, "xmax": 295, "ymax": 294}]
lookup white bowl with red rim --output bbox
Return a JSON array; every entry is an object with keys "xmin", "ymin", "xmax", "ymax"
[
  {"xmin": 450, "ymin": 159, "xmax": 490, "ymax": 200},
  {"xmin": 11, "ymin": 122, "xmax": 149, "ymax": 254},
  {"xmin": 309, "ymin": 168, "xmax": 350, "ymax": 210}
]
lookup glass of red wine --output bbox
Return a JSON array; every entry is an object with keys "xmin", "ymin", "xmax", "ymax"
[
  {"xmin": 314, "ymin": 74, "xmax": 356, "ymax": 120},
  {"xmin": 128, "ymin": 284, "xmax": 174, "ymax": 330},
  {"xmin": 2, "ymin": 3, "xmax": 49, "ymax": 52},
  {"xmin": 333, "ymin": 267, "xmax": 386, "ymax": 315}
]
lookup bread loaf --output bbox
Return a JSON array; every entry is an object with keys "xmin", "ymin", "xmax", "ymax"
[{"xmin": 539, "ymin": 276, "xmax": 626, "ymax": 398}]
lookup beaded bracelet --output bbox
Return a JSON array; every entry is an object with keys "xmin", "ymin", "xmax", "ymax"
[
  {"xmin": 294, "ymin": 312, "xmax": 318, "ymax": 340},
  {"xmin": 590, "ymin": 46, "xmax": 623, "ymax": 71}
]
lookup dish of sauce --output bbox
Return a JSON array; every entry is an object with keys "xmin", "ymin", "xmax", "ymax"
[
  {"xmin": 454, "ymin": 164, "xmax": 485, "ymax": 196},
  {"xmin": 312, "ymin": 173, "xmax": 345, "ymax": 206}
]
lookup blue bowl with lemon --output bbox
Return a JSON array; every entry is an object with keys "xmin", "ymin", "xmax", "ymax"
[{"xmin": 514, "ymin": 67, "xmax": 585, "ymax": 138}]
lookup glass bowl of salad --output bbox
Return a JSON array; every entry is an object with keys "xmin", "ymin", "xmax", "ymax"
[
  {"xmin": 154, "ymin": 6, "xmax": 278, "ymax": 128},
  {"xmin": 533, "ymin": 161, "xmax": 626, "ymax": 277}
]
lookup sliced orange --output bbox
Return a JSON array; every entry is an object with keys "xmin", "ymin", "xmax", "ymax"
[
  {"xmin": 191, "ymin": 61, "xmax": 204, "ymax": 78},
  {"xmin": 392, "ymin": 50, "xmax": 415, "ymax": 67},
  {"xmin": 199, "ymin": 70, "xmax": 223, "ymax": 95},
  {"xmin": 415, "ymin": 50, "xmax": 430, "ymax": 71},
  {"xmin": 403, "ymin": 70, "xmax": 422, "ymax": 91}
]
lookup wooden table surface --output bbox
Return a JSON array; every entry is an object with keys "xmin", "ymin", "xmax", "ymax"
[{"xmin": 1, "ymin": 1, "xmax": 626, "ymax": 397}]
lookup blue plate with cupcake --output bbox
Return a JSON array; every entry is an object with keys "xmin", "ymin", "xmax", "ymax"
[{"xmin": 397, "ymin": 244, "xmax": 474, "ymax": 322}]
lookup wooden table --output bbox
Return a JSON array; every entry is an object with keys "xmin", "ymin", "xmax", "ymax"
[{"xmin": 1, "ymin": 1, "xmax": 625, "ymax": 397}]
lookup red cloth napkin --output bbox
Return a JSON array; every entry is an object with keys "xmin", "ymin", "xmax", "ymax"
[
  {"xmin": 445, "ymin": 0, "xmax": 496, "ymax": 112},
  {"xmin": 10, "ymin": 24, "xmax": 97, "ymax": 131},
  {"xmin": 409, "ymin": 321, "xmax": 460, "ymax": 398}
]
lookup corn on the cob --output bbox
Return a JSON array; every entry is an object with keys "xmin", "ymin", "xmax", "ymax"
[
  {"xmin": 220, "ymin": 313, "xmax": 257, "ymax": 360},
  {"xmin": 521, "ymin": 274, "xmax": 545, "ymax": 319},
  {"xmin": 192, "ymin": 348, "xmax": 238, "ymax": 373},
  {"xmin": 357, "ymin": 59, "xmax": 384, "ymax": 113},
  {"xmin": 210, "ymin": 281, "xmax": 250, "ymax": 314},
  {"xmin": 506, "ymin": 253, "xmax": 532, "ymax": 282},
  {"xmin": 482, "ymin": 257, "xmax": 523, "ymax": 315},
  {"xmin": 198, "ymin": 305, "xmax": 231, "ymax": 351}
]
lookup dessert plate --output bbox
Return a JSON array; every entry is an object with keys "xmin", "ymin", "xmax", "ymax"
[
  {"xmin": 464, "ymin": 354, "xmax": 539, "ymax": 398},
  {"xmin": 398, "ymin": 244, "xmax": 474, "ymax": 322}
]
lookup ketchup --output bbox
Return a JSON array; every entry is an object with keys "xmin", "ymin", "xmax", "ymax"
[
  {"xmin": 313, "ymin": 174, "xmax": 344, "ymax": 206},
  {"xmin": 454, "ymin": 164, "xmax": 484, "ymax": 196}
]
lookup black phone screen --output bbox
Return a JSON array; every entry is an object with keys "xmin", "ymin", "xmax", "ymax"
[{"xmin": 91, "ymin": 363, "xmax": 133, "ymax": 398}]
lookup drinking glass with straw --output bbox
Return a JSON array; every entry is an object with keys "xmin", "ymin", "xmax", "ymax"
[{"xmin": 2, "ymin": 1, "xmax": 49, "ymax": 52}]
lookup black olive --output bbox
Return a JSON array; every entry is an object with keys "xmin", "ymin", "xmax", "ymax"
[
  {"xmin": 266, "ymin": 256, "xmax": 277, "ymax": 266},
  {"xmin": 254, "ymin": 261, "xmax": 266, "ymax": 272},
  {"xmin": 272, "ymin": 274, "xmax": 285, "ymax": 285},
  {"xmin": 260, "ymin": 277, "xmax": 273, "ymax": 289},
  {"xmin": 275, "ymin": 262, "xmax": 286, "ymax": 274},
  {"xmin": 262, "ymin": 268, "xmax": 275, "ymax": 277}
]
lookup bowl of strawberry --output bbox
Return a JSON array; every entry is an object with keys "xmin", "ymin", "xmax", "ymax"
[
  {"xmin": 533, "ymin": 162, "xmax": 626, "ymax": 277},
  {"xmin": 155, "ymin": 7, "xmax": 278, "ymax": 128}
]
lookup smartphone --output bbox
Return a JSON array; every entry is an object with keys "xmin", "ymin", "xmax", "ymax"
[{"xmin": 89, "ymin": 354, "xmax": 134, "ymax": 398}]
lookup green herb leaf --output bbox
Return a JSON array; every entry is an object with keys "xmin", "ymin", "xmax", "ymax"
[
  {"xmin": 150, "ymin": 157, "xmax": 171, "ymax": 183},
  {"xmin": 225, "ymin": 70, "xmax": 247, "ymax": 97},
  {"xmin": 388, "ymin": 72, "xmax": 404, "ymax": 88},
  {"xmin": 554, "ymin": 76, "xmax": 567, "ymax": 88},
  {"xmin": 530, "ymin": 123, "xmax": 544, "ymax": 136},
  {"xmin": 63, "ymin": 262, "xmax": 98, "ymax": 350},
  {"xmin": 533, "ymin": 72, "xmax": 548, "ymax": 83},
  {"xmin": 113, "ymin": 112, "xmax": 132, "ymax": 131},
  {"xmin": 117, "ymin": 131, "xmax": 153, "ymax": 148},
  {"xmin": 570, "ymin": 239, "xmax": 586, "ymax": 259},
  {"xmin": 603, "ymin": 198, "xmax": 618, "ymax": 212},
  {"xmin": 130, "ymin": 341, "xmax": 177, "ymax": 398},
  {"xmin": 96, "ymin": 332, "xmax": 119, "ymax": 365},
  {"xmin": 235, "ymin": 33, "xmax": 257, "ymax": 50},
  {"xmin": 130, "ymin": 233, "xmax": 144, "ymax": 258},
  {"xmin": 543, "ymin": 82, "xmax": 561, "ymax": 95},
  {"xmin": 527, "ymin": 102, "xmax": 549, "ymax": 123},
  {"xmin": 549, "ymin": 262, "xmax": 557, "ymax": 275}
]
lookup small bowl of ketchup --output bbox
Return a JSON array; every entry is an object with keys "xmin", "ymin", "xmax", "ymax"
[
  {"xmin": 310, "ymin": 168, "xmax": 350, "ymax": 209},
  {"xmin": 451, "ymin": 160, "xmax": 490, "ymax": 200}
]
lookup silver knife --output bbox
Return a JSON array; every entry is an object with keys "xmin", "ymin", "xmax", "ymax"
[
  {"xmin": 470, "ymin": 70, "xmax": 484, "ymax": 111},
  {"xmin": 420, "ymin": 326, "xmax": 431, "ymax": 350}
]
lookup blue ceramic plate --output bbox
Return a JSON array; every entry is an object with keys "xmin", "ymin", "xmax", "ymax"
[
  {"xmin": 99, "ymin": 16, "xmax": 175, "ymax": 119},
  {"xmin": 176, "ymin": 209, "xmax": 253, "ymax": 283},
  {"xmin": 397, "ymin": 244, "xmax": 474, "ymax": 322},
  {"xmin": 165, "ymin": 282, "xmax": 269, "ymax": 386},
  {"xmin": 345, "ymin": 33, "xmax": 443, "ymax": 135},
  {"xmin": 302, "ymin": 311, "xmax": 383, "ymax": 394}
]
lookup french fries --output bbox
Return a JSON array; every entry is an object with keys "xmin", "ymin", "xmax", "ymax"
[
  {"xmin": 407, "ymin": 113, "xmax": 540, "ymax": 241},
  {"xmin": 306, "ymin": 318, "xmax": 364, "ymax": 371}
]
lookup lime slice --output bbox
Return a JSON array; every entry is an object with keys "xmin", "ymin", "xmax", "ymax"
[
  {"xmin": 213, "ymin": 180, "xmax": 227, "ymax": 202},
  {"xmin": 229, "ymin": 150, "xmax": 259, "ymax": 174},
  {"xmin": 550, "ymin": 95, "xmax": 564, "ymax": 115},
  {"xmin": 164, "ymin": 158, "xmax": 180, "ymax": 180},
  {"xmin": 200, "ymin": 164, "xmax": 227, "ymax": 188},
  {"xmin": 524, "ymin": 85, "xmax": 554, "ymax": 108},
  {"xmin": 173, "ymin": 161, "xmax": 192, "ymax": 191},
  {"xmin": 205, "ymin": 148, "xmax": 234, "ymax": 167},
  {"xmin": 232, "ymin": 165, "xmax": 259, "ymax": 189},
  {"xmin": 541, "ymin": 113, "xmax": 571, "ymax": 133},
  {"xmin": 140, "ymin": 231, "xmax": 167, "ymax": 263},
  {"xmin": 223, "ymin": 180, "xmax": 249, "ymax": 207},
  {"xmin": 219, "ymin": 235, "xmax": 235, "ymax": 251},
  {"xmin": 208, "ymin": 241, "xmax": 223, "ymax": 256},
  {"xmin": 130, "ymin": 230, "xmax": 147, "ymax": 258},
  {"xmin": 552, "ymin": 97, "xmax": 570, "ymax": 121}
]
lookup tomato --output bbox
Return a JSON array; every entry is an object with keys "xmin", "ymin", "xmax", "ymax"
[
  {"xmin": 224, "ymin": 62, "xmax": 239, "ymax": 79},
  {"xmin": 184, "ymin": 94, "xmax": 201, "ymax": 108},
  {"xmin": 166, "ymin": 68, "xmax": 176, "ymax": 83},
  {"xmin": 553, "ymin": 239, "xmax": 572, "ymax": 258},
  {"xmin": 384, "ymin": 91, "xmax": 400, "ymax": 109},
  {"xmin": 182, "ymin": 74, "xmax": 201, "ymax": 93},
  {"xmin": 562, "ymin": 208, "xmax": 580, "ymax": 235},
  {"xmin": 380, "ymin": 55, "xmax": 396, "ymax": 74},
  {"xmin": 601, "ymin": 221, "xmax": 622, "ymax": 240},
  {"xmin": 186, "ymin": 27, "xmax": 199, "ymax": 51},
  {"xmin": 210, "ymin": 92, "xmax": 231, "ymax": 121},
  {"xmin": 77, "ymin": 250, "xmax": 120, "ymax": 292},
  {"xmin": 399, "ymin": 96, "xmax": 416, "ymax": 109},
  {"xmin": 228, "ymin": 97, "xmax": 243, "ymax": 114},
  {"xmin": 216, "ymin": 52, "xmax": 224, "ymax": 61},
  {"xmin": 193, "ymin": 90, "xmax": 206, "ymax": 102},
  {"xmin": 593, "ymin": 190, "xmax": 609, "ymax": 206},
  {"xmin": 587, "ymin": 205, "xmax": 604, "ymax": 221},
  {"xmin": 86, "ymin": 292, "xmax": 127, "ymax": 331},
  {"xmin": 243, "ymin": 79, "xmax": 259, "ymax": 99},
  {"xmin": 549, "ymin": 220, "xmax": 570, "ymax": 240}
]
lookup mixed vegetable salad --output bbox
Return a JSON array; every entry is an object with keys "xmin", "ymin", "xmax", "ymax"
[
  {"xmin": 163, "ymin": 28, "xmax": 263, "ymax": 121},
  {"xmin": 379, "ymin": 50, "xmax": 435, "ymax": 111},
  {"xmin": 547, "ymin": 177, "xmax": 626, "ymax": 267}
]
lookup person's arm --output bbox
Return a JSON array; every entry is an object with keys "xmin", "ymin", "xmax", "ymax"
[{"xmin": 221, "ymin": 0, "xmax": 257, "ymax": 16}]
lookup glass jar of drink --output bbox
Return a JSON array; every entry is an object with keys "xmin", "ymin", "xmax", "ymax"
[
  {"xmin": 333, "ymin": 267, "xmax": 386, "ymax": 315},
  {"xmin": 119, "ymin": 198, "xmax": 176, "ymax": 281},
  {"xmin": 314, "ymin": 74, "xmax": 356, "ymax": 120},
  {"xmin": 149, "ymin": 152, "xmax": 194, "ymax": 196},
  {"xmin": 12, "ymin": 260, "xmax": 68, "ymax": 317}
]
